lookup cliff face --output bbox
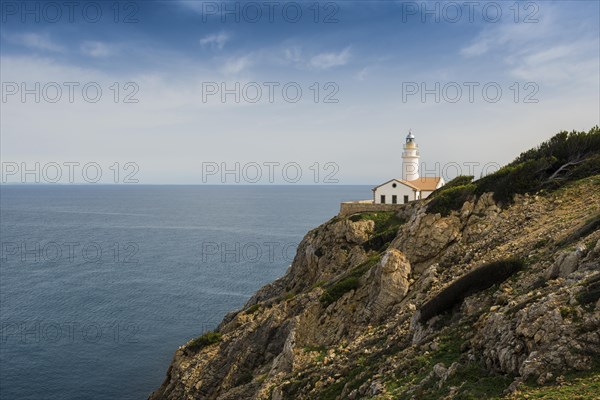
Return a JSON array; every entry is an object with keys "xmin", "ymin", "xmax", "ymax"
[{"xmin": 150, "ymin": 174, "xmax": 600, "ymax": 400}]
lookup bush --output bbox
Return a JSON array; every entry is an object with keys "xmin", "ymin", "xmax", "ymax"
[
  {"xmin": 430, "ymin": 175, "xmax": 474, "ymax": 196},
  {"xmin": 425, "ymin": 127, "xmax": 600, "ymax": 213},
  {"xmin": 320, "ymin": 276, "xmax": 360, "ymax": 306},
  {"xmin": 474, "ymin": 157, "xmax": 556, "ymax": 204},
  {"xmin": 187, "ymin": 331, "xmax": 222, "ymax": 352},
  {"xmin": 350, "ymin": 212, "xmax": 407, "ymax": 252},
  {"xmin": 419, "ymin": 259, "xmax": 524, "ymax": 323},
  {"xmin": 477, "ymin": 127, "xmax": 600, "ymax": 204},
  {"xmin": 427, "ymin": 183, "xmax": 476, "ymax": 216},
  {"xmin": 349, "ymin": 211, "xmax": 406, "ymax": 234},
  {"xmin": 235, "ymin": 370, "xmax": 254, "ymax": 386},
  {"xmin": 569, "ymin": 154, "xmax": 600, "ymax": 181},
  {"xmin": 244, "ymin": 304, "xmax": 261, "ymax": 314}
]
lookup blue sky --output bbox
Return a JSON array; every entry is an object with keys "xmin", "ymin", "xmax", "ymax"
[{"xmin": 1, "ymin": 0, "xmax": 599, "ymax": 184}]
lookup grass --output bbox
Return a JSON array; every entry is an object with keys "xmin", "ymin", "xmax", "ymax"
[
  {"xmin": 510, "ymin": 360, "xmax": 600, "ymax": 399},
  {"xmin": 510, "ymin": 375, "xmax": 600, "ymax": 399},
  {"xmin": 317, "ymin": 364, "xmax": 370, "ymax": 400},
  {"xmin": 452, "ymin": 367, "xmax": 513, "ymax": 400},
  {"xmin": 244, "ymin": 303, "xmax": 261, "ymax": 314},
  {"xmin": 187, "ymin": 331, "xmax": 222, "ymax": 352},
  {"xmin": 387, "ymin": 328, "xmax": 514, "ymax": 400},
  {"xmin": 348, "ymin": 211, "xmax": 406, "ymax": 253},
  {"xmin": 319, "ymin": 276, "xmax": 360, "ymax": 306},
  {"xmin": 349, "ymin": 211, "xmax": 405, "ymax": 233},
  {"xmin": 284, "ymin": 292, "xmax": 295, "ymax": 301},
  {"xmin": 386, "ymin": 330, "xmax": 465, "ymax": 398},
  {"xmin": 319, "ymin": 255, "xmax": 381, "ymax": 307},
  {"xmin": 350, "ymin": 212, "xmax": 407, "ymax": 252},
  {"xmin": 303, "ymin": 345, "xmax": 327, "ymax": 363}
]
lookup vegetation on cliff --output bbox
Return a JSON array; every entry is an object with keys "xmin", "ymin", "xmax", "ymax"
[
  {"xmin": 151, "ymin": 129, "xmax": 600, "ymax": 400},
  {"xmin": 428, "ymin": 126, "xmax": 600, "ymax": 216}
]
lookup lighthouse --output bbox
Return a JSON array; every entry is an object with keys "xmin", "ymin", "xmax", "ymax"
[
  {"xmin": 402, "ymin": 129, "xmax": 420, "ymax": 181},
  {"xmin": 368, "ymin": 129, "xmax": 445, "ymax": 206}
]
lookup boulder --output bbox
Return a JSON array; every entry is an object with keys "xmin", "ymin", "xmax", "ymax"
[
  {"xmin": 365, "ymin": 249, "xmax": 411, "ymax": 320},
  {"xmin": 546, "ymin": 246, "xmax": 586, "ymax": 279}
]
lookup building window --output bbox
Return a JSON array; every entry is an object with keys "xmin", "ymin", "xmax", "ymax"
[
  {"xmin": 392, "ymin": 195, "xmax": 397, "ymax": 204},
  {"xmin": 380, "ymin": 195, "xmax": 386, "ymax": 204},
  {"xmin": 392, "ymin": 183, "xmax": 397, "ymax": 188},
  {"xmin": 403, "ymin": 195, "xmax": 409, "ymax": 204}
]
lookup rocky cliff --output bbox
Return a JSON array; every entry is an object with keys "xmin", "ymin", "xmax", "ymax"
[{"xmin": 150, "ymin": 130, "xmax": 600, "ymax": 399}]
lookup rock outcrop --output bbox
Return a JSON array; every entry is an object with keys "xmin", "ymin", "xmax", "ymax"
[{"xmin": 150, "ymin": 174, "xmax": 600, "ymax": 400}]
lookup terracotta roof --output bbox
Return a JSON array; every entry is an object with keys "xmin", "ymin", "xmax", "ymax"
[
  {"xmin": 405, "ymin": 177, "xmax": 442, "ymax": 191},
  {"xmin": 372, "ymin": 177, "xmax": 443, "ymax": 192},
  {"xmin": 372, "ymin": 179, "xmax": 419, "ymax": 191}
]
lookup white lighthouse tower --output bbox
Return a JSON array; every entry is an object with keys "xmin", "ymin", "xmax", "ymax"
[{"xmin": 402, "ymin": 129, "xmax": 420, "ymax": 181}]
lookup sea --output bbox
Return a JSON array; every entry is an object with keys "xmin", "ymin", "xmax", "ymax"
[{"xmin": 0, "ymin": 185, "xmax": 368, "ymax": 400}]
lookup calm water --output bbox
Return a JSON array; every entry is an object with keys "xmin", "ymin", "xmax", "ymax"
[{"xmin": 0, "ymin": 185, "xmax": 368, "ymax": 399}]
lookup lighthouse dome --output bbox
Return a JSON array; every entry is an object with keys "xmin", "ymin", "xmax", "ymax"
[{"xmin": 406, "ymin": 129, "xmax": 415, "ymax": 142}]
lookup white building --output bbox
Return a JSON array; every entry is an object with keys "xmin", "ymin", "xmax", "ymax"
[{"xmin": 373, "ymin": 130, "xmax": 445, "ymax": 204}]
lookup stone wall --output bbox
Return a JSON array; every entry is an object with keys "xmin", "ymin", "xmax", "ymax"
[{"xmin": 339, "ymin": 201, "xmax": 406, "ymax": 217}]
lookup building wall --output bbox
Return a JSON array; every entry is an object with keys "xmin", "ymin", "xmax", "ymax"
[
  {"xmin": 402, "ymin": 157, "xmax": 419, "ymax": 181},
  {"xmin": 339, "ymin": 201, "xmax": 406, "ymax": 217},
  {"xmin": 373, "ymin": 180, "xmax": 417, "ymax": 204},
  {"xmin": 402, "ymin": 142, "xmax": 420, "ymax": 181}
]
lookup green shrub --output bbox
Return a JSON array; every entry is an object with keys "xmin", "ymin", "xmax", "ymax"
[
  {"xmin": 347, "ymin": 255, "xmax": 381, "ymax": 279},
  {"xmin": 235, "ymin": 370, "xmax": 254, "ymax": 386},
  {"xmin": 569, "ymin": 154, "xmax": 600, "ymax": 181},
  {"xmin": 351, "ymin": 212, "xmax": 407, "ymax": 252},
  {"xmin": 427, "ymin": 183, "xmax": 476, "ymax": 216},
  {"xmin": 474, "ymin": 157, "xmax": 556, "ymax": 204},
  {"xmin": 187, "ymin": 331, "xmax": 222, "ymax": 352},
  {"xmin": 320, "ymin": 276, "xmax": 360, "ymax": 306},
  {"xmin": 244, "ymin": 304, "xmax": 261, "ymax": 315},
  {"xmin": 419, "ymin": 259, "xmax": 524, "ymax": 323},
  {"xmin": 318, "ymin": 255, "xmax": 380, "ymax": 306},
  {"xmin": 362, "ymin": 228, "xmax": 399, "ymax": 252},
  {"xmin": 425, "ymin": 127, "xmax": 600, "ymax": 213},
  {"xmin": 349, "ymin": 211, "xmax": 406, "ymax": 234},
  {"xmin": 430, "ymin": 175, "xmax": 474, "ymax": 196},
  {"xmin": 477, "ymin": 127, "xmax": 600, "ymax": 204}
]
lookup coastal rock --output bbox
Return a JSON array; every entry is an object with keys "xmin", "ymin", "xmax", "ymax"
[
  {"xmin": 396, "ymin": 211, "xmax": 461, "ymax": 265},
  {"xmin": 545, "ymin": 246, "xmax": 586, "ymax": 279},
  {"xmin": 364, "ymin": 249, "xmax": 411, "ymax": 320},
  {"xmin": 150, "ymin": 173, "xmax": 600, "ymax": 400}
]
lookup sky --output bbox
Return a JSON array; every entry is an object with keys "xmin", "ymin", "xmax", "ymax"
[{"xmin": 1, "ymin": 0, "xmax": 599, "ymax": 184}]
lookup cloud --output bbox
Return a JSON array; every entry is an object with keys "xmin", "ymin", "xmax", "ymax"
[
  {"xmin": 176, "ymin": 0, "xmax": 213, "ymax": 14},
  {"xmin": 309, "ymin": 47, "xmax": 351, "ymax": 69},
  {"xmin": 200, "ymin": 32, "xmax": 231, "ymax": 50},
  {"xmin": 222, "ymin": 55, "xmax": 252, "ymax": 74},
  {"xmin": 7, "ymin": 33, "xmax": 65, "ymax": 53},
  {"xmin": 458, "ymin": 6, "xmax": 599, "ymax": 86},
  {"xmin": 355, "ymin": 67, "xmax": 369, "ymax": 81},
  {"xmin": 460, "ymin": 38, "xmax": 493, "ymax": 57},
  {"xmin": 80, "ymin": 41, "xmax": 114, "ymax": 57},
  {"xmin": 283, "ymin": 46, "xmax": 302, "ymax": 64}
]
